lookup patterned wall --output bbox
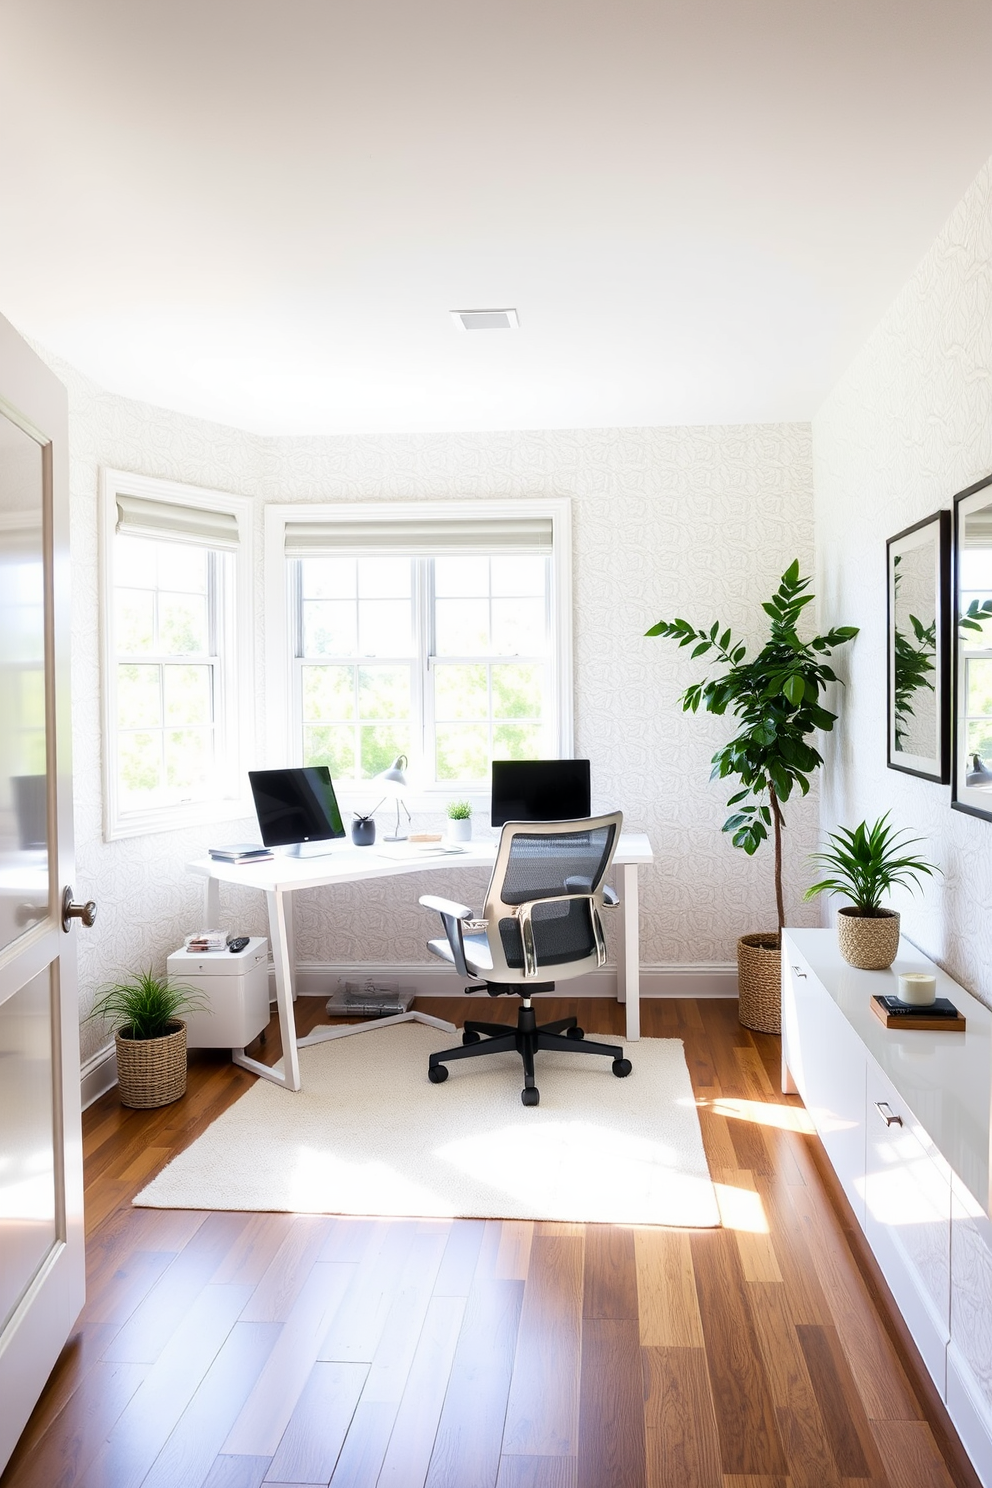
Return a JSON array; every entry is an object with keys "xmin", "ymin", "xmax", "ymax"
[
  {"xmin": 813, "ymin": 155, "xmax": 992, "ymax": 1005},
  {"xmin": 46, "ymin": 354, "xmax": 815, "ymax": 1064}
]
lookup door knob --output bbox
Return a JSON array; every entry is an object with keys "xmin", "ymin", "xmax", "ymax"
[{"xmin": 61, "ymin": 886, "xmax": 97, "ymax": 933}]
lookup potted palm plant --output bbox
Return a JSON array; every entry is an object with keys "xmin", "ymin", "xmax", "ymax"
[
  {"xmin": 647, "ymin": 561, "xmax": 858, "ymax": 1032},
  {"xmin": 803, "ymin": 814, "xmax": 940, "ymax": 969},
  {"xmin": 86, "ymin": 969, "xmax": 208, "ymax": 1109}
]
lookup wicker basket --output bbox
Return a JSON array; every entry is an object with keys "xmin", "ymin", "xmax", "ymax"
[
  {"xmin": 737, "ymin": 933, "xmax": 782, "ymax": 1034},
  {"xmin": 837, "ymin": 907, "xmax": 900, "ymax": 970},
  {"xmin": 115, "ymin": 1021, "xmax": 187, "ymax": 1109}
]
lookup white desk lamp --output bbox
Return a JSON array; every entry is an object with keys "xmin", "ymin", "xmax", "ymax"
[{"xmin": 372, "ymin": 754, "xmax": 411, "ymax": 841}]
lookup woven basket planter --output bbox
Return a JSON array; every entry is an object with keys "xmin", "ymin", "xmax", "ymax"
[
  {"xmin": 115, "ymin": 1021, "xmax": 187, "ymax": 1109},
  {"xmin": 737, "ymin": 933, "xmax": 781, "ymax": 1035},
  {"xmin": 836, "ymin": 907, "xmax": 900, "ymax": 970}
]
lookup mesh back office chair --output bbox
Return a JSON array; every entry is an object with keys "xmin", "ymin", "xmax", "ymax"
[{"xmin": 420, "ymin": 812, "xmax": 632, "ymax": 1106}]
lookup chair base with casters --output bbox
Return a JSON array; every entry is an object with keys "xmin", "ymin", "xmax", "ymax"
[
  {"xmin": 427, "ymin": 988, "xmax": 632, "ymax": 1107},
  {"xmin": 419, "ymin": 812, "xmax": 632, "ymax": 1107}
]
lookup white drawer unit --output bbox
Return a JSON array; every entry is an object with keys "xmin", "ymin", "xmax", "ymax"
[
  {"xmin": 167, "ymin": 937, "xmax": 270, "ymax": 1049},
  {"xmin": 863, "ymin": 1062, "xmax": 951, "ymax": 1391},
  {"xmin": 782, "ymin": 928, "xmax": 992, "ymax": 1485}
]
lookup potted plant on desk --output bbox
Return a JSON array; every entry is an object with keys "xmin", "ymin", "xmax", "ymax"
[
  {"xmin": 446, "ymin": 800, "xmax": 472, "ymax": 842},
  {"xmin": 803, "ymin": 814, "xmax": 940, "ymax": 969},
  {"xmin": 86, "ymin": 969, "xmax": 208, "ymax": 1109},
  {"xmin": 647, "ymin": 561, "xmax": 858, "ymax": 1033}
]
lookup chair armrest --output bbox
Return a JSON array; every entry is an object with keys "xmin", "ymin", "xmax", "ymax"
[
  {"xmin": 419, "ymin": 894, "xmax": 474, "ymax": 919},
  {"xmin": 419, "ymin": 894, "xmax": 482, "ymax": 979},
  {"xmin": 513, "ymin": 892, "xmax": 610, "ymax": 977},
  {"xmin": 602, "ymin": 885, "xmax": 619, "ymax": 907}
]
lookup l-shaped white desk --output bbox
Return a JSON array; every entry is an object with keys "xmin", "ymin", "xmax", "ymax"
[{"xmin": 188, "ymin": 831, "xmax": 653, "ymax": 1090}]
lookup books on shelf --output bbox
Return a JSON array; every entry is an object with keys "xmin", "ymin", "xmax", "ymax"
[{"xmin": 209, "ymin": 843, "xmax": 273, "ymax": 863}]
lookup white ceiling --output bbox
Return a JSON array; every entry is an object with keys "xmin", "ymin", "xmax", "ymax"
[{"xmin": 2, "ymin": 0, "xmax": 991, "ymax": 436}]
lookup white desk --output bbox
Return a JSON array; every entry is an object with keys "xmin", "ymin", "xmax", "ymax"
[{"xmin": 187, "ymin": 831, "xmax": 653, "ymax": 1091}]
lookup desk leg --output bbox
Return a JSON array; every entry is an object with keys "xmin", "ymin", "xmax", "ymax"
[
  {"xmin": 617, "ymin": 863, "xmax": 640, "ymax": 1043},
  {"xmin": 204, "ymin": 878, "xmax": 221, "ymax": 928},
  {"xmin": 232, "ymin": 888, "xmax": 302, "ymax": 1092}
]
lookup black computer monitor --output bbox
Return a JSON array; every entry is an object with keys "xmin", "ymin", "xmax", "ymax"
[
  {"xmin": 248, "ymin": 766, "xmax": 346, "ymax": 855},
  {"xmin": 490, "ymin": 759, "xmax": 591, "ymax": 827}
]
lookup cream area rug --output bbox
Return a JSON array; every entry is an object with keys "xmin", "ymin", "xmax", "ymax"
[{"xmin": 135, "ymin": 1024, "xmax": 719, "ymax": 1228}]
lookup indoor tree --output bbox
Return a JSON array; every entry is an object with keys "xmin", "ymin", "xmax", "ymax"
[{"xmin": 646, "ymin": 561, "xmax": 858, "ymax": 940}]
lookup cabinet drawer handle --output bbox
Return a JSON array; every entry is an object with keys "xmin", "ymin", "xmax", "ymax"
[
  {"xmin": 875, "ymin": 1101, "xmax": 903, "ymax": 1128},
  {"xmin": 792, "ymin": 966, "xmax": 807, "ymax": 978}
]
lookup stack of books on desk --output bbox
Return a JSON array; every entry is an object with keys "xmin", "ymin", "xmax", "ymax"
[{"xmin": 209, "ymin": 843, "xmax": 273, "ymax": 863}]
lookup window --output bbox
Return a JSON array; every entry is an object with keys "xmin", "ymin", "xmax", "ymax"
[
  {"xmin": 101, "ymin": 471, "xmax": 253, "ymax": 839},
  {"xmin": 266, "ymin": 500, "xmax": 572, "ymax": 798}
]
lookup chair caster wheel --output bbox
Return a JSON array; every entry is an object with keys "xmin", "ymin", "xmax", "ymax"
[
  {"xmin": 462, "ymin": 1030, "xmax": 482, "ymax": 1045},
  {"xmin": 565, "ymin": 1026, "xmax": 585, "ymax": 1041},
  {"xmin": 428, "ymin": 1064, "xmax": 449, "ymax": 1083},
  {"xmin": 521, "ymin": 1087, "xmax": 540, "ymax": 1107},
  {"xmin": 612, "ymin": 1058, "xmax": 632, "ymax": 1077}
]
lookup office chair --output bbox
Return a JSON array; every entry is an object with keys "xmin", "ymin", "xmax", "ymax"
[{"xmin": 419, "ymin": 812, "xmax": 631, "ymax": 1106}]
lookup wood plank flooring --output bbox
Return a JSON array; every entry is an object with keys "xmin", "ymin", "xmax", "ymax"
[{"xmin": 0, "ymin": 996, "xmax": 981, "ymax": 1488}]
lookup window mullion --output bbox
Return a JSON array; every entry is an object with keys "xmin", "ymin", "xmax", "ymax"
[{"xmin": 417, "ymin": 557, "xmax": 433, "ymax": 783}]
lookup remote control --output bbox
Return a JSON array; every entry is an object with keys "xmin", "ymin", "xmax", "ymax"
[{"xmin": 228, "ymin": 936, "xmax": 250, "ymax": 953}]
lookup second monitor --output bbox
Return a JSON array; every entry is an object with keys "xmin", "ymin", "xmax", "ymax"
[{"xmin": 490, "ymin": 759, "xmax": 591, "ymax": 827}]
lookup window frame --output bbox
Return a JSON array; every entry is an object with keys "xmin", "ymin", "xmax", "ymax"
[
  {"xmin": 100, "ymin": 469, "xmax": 255, "ymax": 840},
  {"xmin": 264, "ymin": 498, "xmax": 574, "ymax": 809}
]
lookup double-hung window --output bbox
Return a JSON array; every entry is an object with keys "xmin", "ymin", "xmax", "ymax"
[
  {"xmin": 100, "ymin": 470, "xmax": 253, "ymax": 839},
  {"xmin": 266, "ymin": 500, "xmax": 572, "ymax": 797}
]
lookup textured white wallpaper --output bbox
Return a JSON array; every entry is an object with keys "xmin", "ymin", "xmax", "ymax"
[
  {"xmin": 813, "ymin": 155, "xmax": 992, "ymax": 1006},
  {"xmin": 45, "ymin": 353, "xmax": 816, "ymax": 1064}
]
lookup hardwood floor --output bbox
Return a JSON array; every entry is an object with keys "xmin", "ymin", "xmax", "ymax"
[{"xmin": 1, "ymin": 996, "xmax": 981, "ymax": 1488}]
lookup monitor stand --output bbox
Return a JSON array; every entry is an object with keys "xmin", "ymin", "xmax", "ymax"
[{"xmin": 284, "ymin": 839, "xmax": 344, "ymax": 859}]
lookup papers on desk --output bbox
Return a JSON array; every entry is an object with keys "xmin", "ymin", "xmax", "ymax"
[{"xmin": 376, "ymin": 841, "xmax": 468, "ymax": 859}]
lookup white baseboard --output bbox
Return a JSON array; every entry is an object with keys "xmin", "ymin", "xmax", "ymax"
[
  {"xmin": 287, "ymin": 962, "xmax": 738, "ymax": 1000},
  {"xmin": 80, "ymin": 1042, "xmax": 118, "ymax": 1109}
]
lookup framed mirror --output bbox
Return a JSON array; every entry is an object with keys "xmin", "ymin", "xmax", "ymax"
[
  {"xmin": 887, "ymin": 510, "xmax": 950, "ymax": 782},
  {"xmin": 953, "ymin": 471, "xmax": 992, "ymax": 817}
]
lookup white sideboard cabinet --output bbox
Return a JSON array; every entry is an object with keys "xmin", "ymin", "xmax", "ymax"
[{"xmin": 782, "ymin": 929, "xmax": 992, "ymax": 1485}]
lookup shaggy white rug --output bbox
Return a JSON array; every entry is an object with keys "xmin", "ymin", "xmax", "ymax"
[{"xmin": 134, "ymin": 1024, "xmax": 719, "ymax": 1227}]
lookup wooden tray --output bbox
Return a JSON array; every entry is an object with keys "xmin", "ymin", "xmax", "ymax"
[{"xmin": 871, "ymin": 995, "xmax": 966, "ymax": 1032}]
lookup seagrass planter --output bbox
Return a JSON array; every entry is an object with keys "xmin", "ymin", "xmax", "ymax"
[
  {"xmin": 836, "ymin": 907, "xmax": 900, "ymax": 970},
  {"xmin": 115, "ymin": 1021, "xmax": 187, "ymax": 1109},
  {"xmin": 737, "ymin": 933, "xmax": 781, "ymax": 1035}
]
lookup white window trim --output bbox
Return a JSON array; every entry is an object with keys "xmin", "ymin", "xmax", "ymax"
[
  {"xmin": 264, "ymin": 497, "xmax": 574, "ymax": 810},
  {"xmin": 100, "ymin": 468, "xmax": 255, "ymax": 841}
]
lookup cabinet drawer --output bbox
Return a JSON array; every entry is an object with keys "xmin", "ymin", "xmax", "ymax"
[
  {"xmin": 949, "ymin": 1174, "xmax": 992, "ymax": 1465},
  {"xmin": 864, "ymin": 1062, "xmax": 950, "ymax": 1392},
  {"xmin": 783, "ymin": 952, "xmax": 867, "ymax": 1224}
]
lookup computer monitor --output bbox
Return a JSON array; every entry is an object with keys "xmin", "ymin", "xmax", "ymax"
[
  {"xmin": 248, "ymin": 766, "xmax": 346, "ymax": 856},
  {"xmin": 490, "ymin": 759, "xmax": 591, "ymax": 827}
]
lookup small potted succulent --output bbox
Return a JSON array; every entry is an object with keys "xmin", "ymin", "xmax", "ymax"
[
  {"xmin": 446, "ymin": 800, "xmax": 472, "ymax": 842},
  {"xmin": 803, "ymin": 814, "xmax": 940, "ymax": 969},
  {"xmin": 86, "ymin": 969, "xmax": 208, "ymax": 1109},
  {"xmin": 352, "ymin": 811, "xmax": 376, "ymax": 846}
]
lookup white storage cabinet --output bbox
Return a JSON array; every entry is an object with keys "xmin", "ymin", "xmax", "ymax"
[
  {"xmin": 782, "ymin": 929, "xmax": 992, "ymax": 1485},
  {"xmin": 167, "ymin": 937, "xmax": 270, "ymax": 1049}
]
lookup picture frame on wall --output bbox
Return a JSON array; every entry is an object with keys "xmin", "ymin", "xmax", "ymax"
[
  {"xmin": 952, "ymin": 471, "xmax": 992, "ymax": 819},
  {"xmin": 886, "ymin": 510, "xmax": 950, "ymax": 783}
]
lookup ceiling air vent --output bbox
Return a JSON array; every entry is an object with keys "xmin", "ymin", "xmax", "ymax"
[{"xmin": 451, "ymin": 308, "xmax": 520, "ymax": 331}]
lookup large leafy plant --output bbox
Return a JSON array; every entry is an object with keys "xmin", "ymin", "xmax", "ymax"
[
  {"xmin": 803, "ymin": 814, "xmax": 939, "ymax": 916},
  {"xmin": 646, "ymin": 561, "xmax": 858, "ymax": 939}
]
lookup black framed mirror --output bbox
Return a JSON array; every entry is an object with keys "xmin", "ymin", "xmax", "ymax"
[
  {"xmin": 887, "ymin": 510, "xmax": 950, "ymax": 783},
  {"xmin": 953, "ymin": 471, "xmax": 992, "ymax": 817}
]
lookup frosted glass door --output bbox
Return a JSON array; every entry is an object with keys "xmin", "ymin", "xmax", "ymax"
[{"xmin": 0, "ymin": 968, "xmax": 56, "ymax": 1332}]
